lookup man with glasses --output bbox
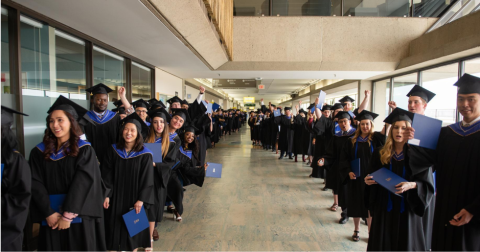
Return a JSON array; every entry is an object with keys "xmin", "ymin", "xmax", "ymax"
[{"xmin": 133, "ymin": 99, "xmax": 150, "ymax": 126}]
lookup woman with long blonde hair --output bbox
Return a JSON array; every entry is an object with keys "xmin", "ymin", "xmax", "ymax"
[
  {"xmin": 364, "ymin": 108, "xmax": 434, "ymax": 251},
  {"xmin": 144, "ymin": 108, "xmax": 177, "ymax": 249},
  {"xmin": 338, "ymin": 110, "xmax": 386, "ymax": 242}
]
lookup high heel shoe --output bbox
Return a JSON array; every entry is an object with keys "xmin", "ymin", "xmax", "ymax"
[{"xmin": 173, "ymin": 209, "xmax": 182, "ymax": 222}]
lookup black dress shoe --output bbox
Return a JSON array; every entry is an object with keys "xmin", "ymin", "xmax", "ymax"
[
  {"xmin": 288, "ymin": 156, "xmax": 293, "ymax": 160},
  {"xmin": 322, "ymin": 187, "xmax": 328, "ymax": 191},
  {"xmin": 278, "ymin": 156, "xmax": 283, "ymax": 159},
  {"xmin": 339, "ymin": 216, "xmax": 349, "ymax": 224}
]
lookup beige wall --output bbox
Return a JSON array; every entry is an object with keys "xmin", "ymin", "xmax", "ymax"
[
  {"xmin": 220, "ymin": 16, "xmax": 437, "ymax": 72},
  {"xmin": 155, "ymin": 68, "xmax": 183, "ymax": 97}
]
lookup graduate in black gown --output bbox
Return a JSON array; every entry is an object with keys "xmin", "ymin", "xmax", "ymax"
[
  {"xmin": 338, "ymin": 110, "xmax": 386, "ymax": 241},
  {"xmin": 274, "ymin": 107, "xmax": 295, "ymax": 159},
  {"xmin": 318, "ymin": 111, "xmax": 356, "ymax": 224},
  {"xmin": 293, "ymin": 107, "xmax": 306, "ymax": 162},
  {"xmin": 144, "ymin": 108, "xmax": 177, "ymax": 244},
  {"xmin": 101, "ymin": 112, "xmax": 154, "ymax": 251},
  {"xmin": 84, "ymin": 84, "xmax": 132, "ymax": 165},
  {"xmin": 310, "ymin": 104, "xmax": 332, "ymax": 179},
  {"xmin": 29, "ymin": 97, "xmax": 106, "ymax": 251},
  {"xmin": 305, "ymin": 103, "xmax": 317, "ymax": 166},
  {"xmin": 365, "ymin": 108, "xmax": 434, "ymax": 251},
  {"xmin": 262, "ymin": 110, "xmax": 273, "ymax": 150},
  {"xmin": 1, "ymin": 106, "xmax": 31, "ymax": 251},
  {"xmin": 133, "ymin": 99, "xmax": 151, "ymax": 127},
  {"xmin": 406, "ymin": 74, "xmax": 480, "ymax": 251},
  {"xmin": 178, "ymin": 125, "xmax": 207, "ymax": 188}
]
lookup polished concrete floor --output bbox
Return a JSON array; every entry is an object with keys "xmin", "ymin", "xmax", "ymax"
[{"xmin": 154, "ymin": 126, "xmax": 368, "ymax": 251}]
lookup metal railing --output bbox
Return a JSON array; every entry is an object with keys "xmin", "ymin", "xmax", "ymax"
[{"xmin": 203, "ymin": 0, "xmax": 234, "ymax": 60}]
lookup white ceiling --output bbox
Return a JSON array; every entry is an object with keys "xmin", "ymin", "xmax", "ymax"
[{"xmin": 14, "ymin": 0, "xmax": 387, "ymax": 103}]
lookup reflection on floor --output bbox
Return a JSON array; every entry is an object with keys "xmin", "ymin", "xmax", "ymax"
[{"xmin": 154, "ymin": 127, "xmax": 368, "ymax": 251}]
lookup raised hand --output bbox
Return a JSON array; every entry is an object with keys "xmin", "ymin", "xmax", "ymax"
[
  {"xmin": 315, "ymin": 97, "xmax": 319, "ymax": 105},
  {"xmin": 365, "ymin": 90, "xmax": 371, "ymax": 97},
  {"xmin": 199, "ymin": 86, "xmax": 206, "ymax": 94},
  {"xmin": 388, "ymin": 101, "xmax": 397, "ymax": 110},
  {"xmin": 118, "ymin": 86, "xmax": 126, "ymax": 98}
]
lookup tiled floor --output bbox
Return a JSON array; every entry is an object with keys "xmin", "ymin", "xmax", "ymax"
[{"xmin": 154, "ymin": 127, "xmax": 368, "ymax": 251}]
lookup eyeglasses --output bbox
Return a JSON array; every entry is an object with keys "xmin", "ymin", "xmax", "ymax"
[{"xmin": 136, "ymin": 110, "xmax": 147, "ymax": 114}]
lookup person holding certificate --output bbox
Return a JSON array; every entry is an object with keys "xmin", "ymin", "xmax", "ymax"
[
  {"xmin": 364, "ymin": 108, "xmax": 434, "ymax": 251},
  {"xmin": 338, "ymin": 110, "xmax": 386, "ymax": 242},
  {"xmin": 144, "ymin": 108, "xmax": 177, "ymax": 246},
  {"xmin": 1, "ymin": 106, "xmax": 31, "ymax": 251},
  {"xmin": 29, "ymin": 97, "xmax": 106, "ymax": 251},
  {"xmin": 405, "ymin": 74, "xmax": 480, "ymax": 251},
  {"xmin": 101, "ymin": 113, "xmax": 153, "ymax": 251}
]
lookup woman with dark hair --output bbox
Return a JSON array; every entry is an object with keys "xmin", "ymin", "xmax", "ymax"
[
  {"xmin": 101, "ymin": 112, "xmax": 154, "ymax": 252},
  {"xmin": 170, "ymin": 125, "xmax": 207, "ymax": 221},
  {"xmin": 364, "ymin": 108, "xmax": 434, "ymax": 251},
  {"xmin": 28, "ymin": 97, "xmax": 106, "ymax": 251},
  {"xmin": 1, "ymin": 106, "xmax": 31, "ymax": 251},
  {"xmin": 338, "ymin": 110, "xmax": 386, "ymax": 242},
  {"xmin": 144, "ymin": 108, "xmax": 177, "ymax": 245}
]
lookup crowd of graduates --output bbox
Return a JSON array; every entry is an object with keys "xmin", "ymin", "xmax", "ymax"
[
  {"xmin": 0, "ymin": 84, "xmax": 245, "ymax": 251},
  {"xmin": 247, "ymin": 74, "xmax": 480, "ymax": 251},
  {"xmin": 2, "ymin": 73, "xmax": 480, "ymax": 251}
]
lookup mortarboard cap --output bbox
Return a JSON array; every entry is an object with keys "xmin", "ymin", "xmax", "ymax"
[
  {"xmin": 339, "ymin": 96, "xmax": 355, "ymax": 103},
  {"xmin": 147, "ymin": 98, "xmax": 159, "ymax": 104},
  {"xmin": 406, "ymin": 85, "xmax": 436, "ymax": 103},
  {"xmin": 270, "ymin": 104, "xmax": 276, "ymax": 107},
  {"xmin": 170, "ymin": 108, "xmax": 191, "ymax": 123},
  {"xmin": 454, "ymin": 73, "xmax": 480, "ymax": 95},
  {"xmin": 307, "ymin": 103, "xmax": 315, "ymax": 110},
  {"xmin": 149, "ymin": 101, "xmax": 167, "ymax": 110},
  {"xmin": 334, "ymin": 111, "xmax": 354, "ymax": 121},
  {"xmin": 47, "ymin": 96, "xmax": 93, "ymax": 125},
  {"xmin": 121, "ymin": 112, "xmax": 149, "ymax": 137},
  {"xmin": 299, "ymin": 109, "xmax": 306, "ymax": 114},
  {"xmin": 383, "ymin": 108, "xmax": 414, "ymax": 124},
  {"xmin": 85, "ymin": 83, "xmax": 113, "ymax": 95},
  {"xmin": 331, "ymin": 103, "xmax": 344, "ymax": 111},
  {"xmin": 147, "ymin": 108, "xmax": 171, "ymax": 123},
  {"xmin": 1, "ymin": 106, "xmax": 28, "ymax": 127},
  {"xmin": 356, "ymin": 110, "xmax": 379, "ymax": 121},
  {"xmin": 112, "ymin": 107, "xmax": 126, "ymax": 115},
  {"xmin": 180, "ymin": 99, "xmax": 189, "ymax": 105},
  {"xmin": 284, "ymin": 107, "xmax": 292, "ymax": 111},
  {"xmin": 184, "ymin": 124, "xmax": 200, "ymax": 134},
  {"xmin": 132, "ymin": 99, "xmax": 149, "ymax": 109},
  {"xmin": 167, "ymin": 96, "xmax": 182, "ymax": 105},
  {"xmin": 113, "ymin": 100, "xmax": 123, "ymax": 107},
  {"xmin": 322, "ymin": 105, "xmax": 332, "ymax": 111}
]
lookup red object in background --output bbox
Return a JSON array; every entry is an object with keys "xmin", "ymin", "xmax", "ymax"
[
  {"xmin": 258, "ymin": 85, "xmax": 265, "ymax": 89},
  {"xmin": 1, "ymin": 73, "xmax": 5, "ymax": 82}
]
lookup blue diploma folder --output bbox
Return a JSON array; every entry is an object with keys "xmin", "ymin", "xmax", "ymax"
[
  {"xmin": 370, "ymin": 168, "xmax": 408, "ymax": 197},
  {"xmin": 206, "ymin": 103, "xmax": 213, "ymax": 114},
  {"xmin": 41, "ymin": 194, "xmax": 82, "ymax": 225},
  {"xmin": 0, "ymin": 164, "xmax": 5, "ymax": 185},
  {"xmin": 408, "ymin": 113, "xmax": 442, "ymax": 150},
  {"xmin": 273, "ymin": 109, "xmax": 281, "ymax": 117},
  {"xmin": 316, "ymin": 91, "xmax": 326, "ymax": 110},
  {"xmin": 122, "ymin": 205, "xmax": 149, "ymax": 237},
  {"xmin": 143, "ymin": 143, "xmax": 162, "ymax": 163},
  {"xmin": 212, "ymin": 103, "xmax": 220, "ymax": 112},
  {"xmin": 206, "ymin": 162, "xmax": 222, "ymax": 178},
  {"xmin": 351, "ymin": 158, "xmax": 361, "ymax": 177}
]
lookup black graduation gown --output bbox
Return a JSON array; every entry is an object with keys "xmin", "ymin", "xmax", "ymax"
[
  {"xmin": 301, "ymin": 121, "xmax": 311, "ymax": 156},
  {"xmin": 146, "ymin": 134, "xmax": 179, "ymax": 223},
  {"xmin": 248, "ymin": 117, "xmax": 256, "ymax": 141},
  {"xmin": 1, "ymin": 151, "xmax": 31, "ymax": 251},
  {"xmin": 84, "ymin": 110, "xmax": 120, "ymax": 165},
  {"xmin": 310, "ymin": 117, "xmax": 334, "ymax": 178},
  {"xmin": 366, "ymin": 148, "xmax": 433, "ymax": 251},
  {"xmin": 29, "ymin": 141, "xmax": 106, "ymax": 251},
  {"xmin": 101, "ymin": 144, "xmax": 154, "ymax": 251},
  {"xmin": 338, "ymin": 132, "xmax": 385, "ymax": 218},
  {"xmin": 274, "ymin": 115, "xmax": 294, "ymax": 153},
  {"xmin": 262, "ymin": 116, "xmax": 272, "ymax": 146},
  {"xmin": 323, "ymin": 127, "xmax": 356, "ymax": 205},
  {"xmin": 293, "ymin": 115, "xmax": 305, "ymax": 155},
  {"xmin": 269, "ymin": 113, "xmax": 279, "ymax": 147},
  {"xmin": 408, "ymin": 122, "xmax": 480, "ymax": 251}
]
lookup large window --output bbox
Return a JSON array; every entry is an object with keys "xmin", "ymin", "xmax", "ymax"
[
  {"xmin": 392, "ymin": 73, "xmax": 417, "ymax": 111},
  {"xmin": 373, "ymin": 79, "xmax": 391, "ymax": 130},
  {"xmin": 465, "ymin": 57, "xmax": 480, "ymax": 78},
  {"xmin": 131, "ymin": 61, "xmax": 151, "ymax": 101},
  {"xmin": 20, "ymin": 15, "xmax": 89, "ymax": 155},
  {"xmin": 344, "ymin": 0, "xmax": 409, "ymax": 16},
  {"xmin": 1, "ymin": 7, "xmax": 15, "ymax": 108},
  {"xmin": 421, "ymin": 63, "xmax": 458, "ymax": 126},
  {"xmin": 93, "ymin": 45, "xmax": 124, "ymax": 110}
]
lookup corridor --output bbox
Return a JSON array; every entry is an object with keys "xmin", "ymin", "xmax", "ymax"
[{"xmin": 154, "ymin": 127, "xmax": 368, "ymax": 251}]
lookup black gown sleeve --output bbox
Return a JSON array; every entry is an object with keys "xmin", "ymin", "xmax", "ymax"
[
  {"xmin": 322, "ymin": 136, "xmax": 336, "ymax": 166},
  {"xmin": 154, "ymin": 141, "xmax": 178, "ymax": 189},
  {"xmin": 29, "ymin": 148, "xmax": 55, "ymax": 220},
  {"xmin": 1, "ymin": 152, "xmax": 31, "ymax": 250},
  {"xmin": 365, "ymin": 148, "xmax": 383, "ymax": 213},
  {"xmin": 338, "ymin": 139, "xmax": 354, "ymax": 184},
  {"xmin": 63, "ymin": 145, "xmax": 104, "ymax": 217},
  {"xmin": 137, "ymin": 154, "xmax": 154, "ymax": 204},
  {"xmin": 100, "ymin": 146, "xmax": 115, "ymax": 198}
]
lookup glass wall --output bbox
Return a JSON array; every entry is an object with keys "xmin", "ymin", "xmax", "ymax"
[
  {"xmin": 422, "ymin": 63, "xmax": 458, "ymax": 126},
  {"xmin": 131, "ymin": 61, "xmax": 151, "ymax": 101},
  {"xmin": 465, "ymin": 57, "xmax": 480, "ymax": 78},
  {"xmin": 93, "ymin": 45, "xmax": 124, "ymax": 110},
  {"xmin": 1, "ymin": 7, "xmax": 15, "ymax": 109},
  {"xmin": 272, "ymin": 0, "xmax": 341, "ymax": 16},
  {"xmin": 20, "ymin": 15, "xmax": 89, "ymax": 155},
  {"xmin": 392, "ymin": 73, "xmax": 417, "ymax": 110},
  {"xmin": 413, "ymin": 0, "xmax": 455, "ymax": 17},
  {"xmin": 344, "ymin": 0, "xmax": 409, "ymax": 16},
  {"xmin": 373, "ymin": 78, "xmax": 390, "ymax": 130},
  {"xmin": 234, "ymin": 0, "xmax": 270, "ymax": 16}
]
